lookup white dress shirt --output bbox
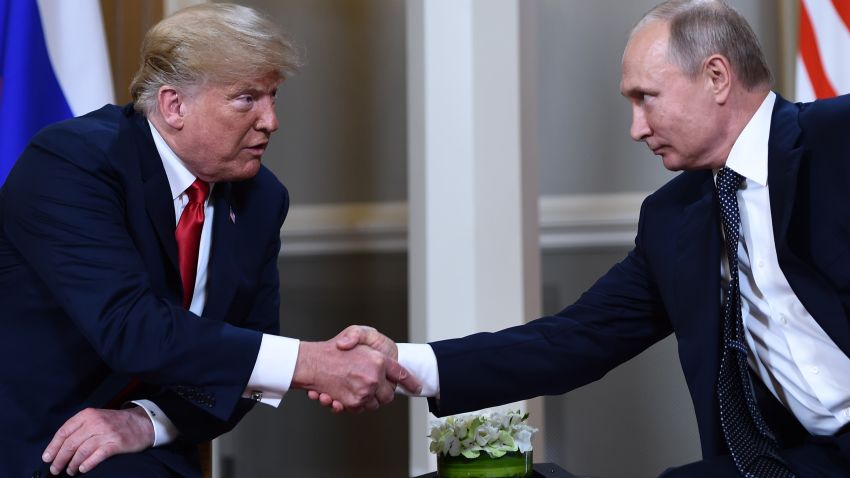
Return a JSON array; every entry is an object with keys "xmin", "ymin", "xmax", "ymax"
[
  {"xmin": 134, "ymin": 122, "xmax": 301, "ymax": 446},
  {"xmin": 723, "ymin": 92, "xmax": 850, "ymax": 436},
  {"xmin": 399, "ymin": 92, "xmax": 850, "ymax": 436}
]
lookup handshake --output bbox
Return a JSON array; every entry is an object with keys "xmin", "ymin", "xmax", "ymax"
[
  {"xmin": 294, "ymin": 325, "xmax": 422, "ymax": 413},
  {"xmin": 41, "ymin": 325, "xmax": 420, "ymax": 476}
]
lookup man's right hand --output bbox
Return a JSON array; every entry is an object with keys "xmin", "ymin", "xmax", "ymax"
[
  {"xmin": 306, "ymin": 325, "xmax": 418, "ymax": 412},
  {"xmin": 291, "ymin": 329, "xmax": 420, "ymax": 413},
  {"xmin": 42, "ymin": 406, "xmax": 154, "ymax": 476}
]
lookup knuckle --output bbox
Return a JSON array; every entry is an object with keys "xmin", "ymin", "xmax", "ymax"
[
  {"xmin": 77, "ymin": 442, "xmax": 95, "ymax": 458},
  {"xmin": 101, "ymin": 442, "xmax": 119, "ymax": 456}
]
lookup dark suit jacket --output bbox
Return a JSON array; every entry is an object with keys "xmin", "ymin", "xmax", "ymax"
[
  {"xmin": 430, "ymin": 94, "xmax": 850, "ymax": 460},
  {"xmin": 0, "ymin": 104, "xmax": 289, "ymax": 477}
]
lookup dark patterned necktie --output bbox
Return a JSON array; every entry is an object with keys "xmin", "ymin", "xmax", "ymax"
[
  {"xmin": 175, "ymin": 179, "xmax": 210, "ymax": 309},
  {"xmin": 715, "ymin": 166, "xmax": 794, "ymax": 477}
]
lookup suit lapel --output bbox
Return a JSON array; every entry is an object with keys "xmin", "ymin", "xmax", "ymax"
[
  {"xmin": 203, "ymin": 182, "xmax": 239, "ymax": 321},
  {"xmin": 767, "ymin": 96, "xmax": 804, "ymax": 246},
  {"xmin": 674, "ymin": 173, "xmax": 722, "ymax": 375},
  {"xmin": 768, "ymin": 96, "xmax": 850, "ymax": 354},
  {"xmin": 128, "ymin": 108, "xmax": 180, "ymax": 272}
]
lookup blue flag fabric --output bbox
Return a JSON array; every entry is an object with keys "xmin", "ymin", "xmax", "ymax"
[{"xmin": 0, "ymin": 0, "xmax": 73, "ymax": 186}]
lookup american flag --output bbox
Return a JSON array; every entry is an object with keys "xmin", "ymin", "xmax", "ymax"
[{"xmin": 796, "ymin": 0, "xmax": 850, "ymax": 101}]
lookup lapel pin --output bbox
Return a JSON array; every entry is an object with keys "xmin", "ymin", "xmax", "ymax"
[{"xmin": 229, "ymin": 206, "xmax": 236, "ymax": 224}]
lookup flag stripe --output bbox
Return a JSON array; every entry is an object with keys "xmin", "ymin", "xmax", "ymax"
[
  {"xmin": 0, "ymin": 0, "xmax": 113, "ymax": 186},
  {"xmin": 831, "ymin": 0, "xmax": 850, "ymax": 35},
  {"xmin": 798, "ymin": 0, "xmax": 838, "ymax": 99},
  {"xmin": 37, "ymin": 0, "xmax": 113, "ymax": 116},
  {"xmin": 0, "ymin": 0, "xmax": 73, "ymax": 184},
  {"xmin": 795, "ymin": 56, "xmax": 816, "ymax": 103},
  {"xmin": 804, "ymin": 0, "xmax": 850, "ymax": 95}
]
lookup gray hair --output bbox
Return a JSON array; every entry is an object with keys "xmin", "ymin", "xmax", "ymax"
[
  {"xmin": 130, "ymin": 3, "xmax": 301, "ymax": 115},
  {"xmin": 632, "ymin": 0, "xmax": 772, "ymax": 90}
]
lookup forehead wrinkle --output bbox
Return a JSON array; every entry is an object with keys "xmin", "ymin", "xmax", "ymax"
[{"xmin": 621, "ymin": 24, "xmax": 677, "ymax": 96}]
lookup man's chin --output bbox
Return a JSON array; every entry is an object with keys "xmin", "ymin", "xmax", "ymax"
[
  {"xmin": 221, "ymin": 160, "xmax": 262, "ymax": 182},
  {"xmin": 660, "ymin": 154, "xmax": 686, "ymax": 172}
]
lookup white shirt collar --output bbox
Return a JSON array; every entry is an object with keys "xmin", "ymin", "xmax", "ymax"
[
  {"xmin": 722, "ymin": 91, "xmax": 776, "ymax": 187},
  {"xmin": 148, "ymin": 120, "xmax": 201, "ymax": 200}
]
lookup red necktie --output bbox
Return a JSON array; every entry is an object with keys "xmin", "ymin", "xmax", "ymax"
[
  {"xmin": 175, "ymin": 179, "xmax": 209, "ymax": 309},
  {"xmin": 105, "ymin": 179, "xmax": 209, "ymax": 408}
]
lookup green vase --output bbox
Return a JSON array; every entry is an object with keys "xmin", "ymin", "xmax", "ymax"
[{"xmin": 437, "ymin": 450, "xmax": 532, "ymax": 478}]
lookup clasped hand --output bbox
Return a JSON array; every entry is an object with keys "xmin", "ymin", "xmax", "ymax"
[
  {"xmin": 294, "ymin": 325, "xmax": 420, "ymax": 413},
  {"xmin": 40, "ymin": 325, "xmax": 413, "ymax": 475}
]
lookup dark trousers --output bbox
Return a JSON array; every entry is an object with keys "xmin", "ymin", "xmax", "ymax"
[
  {"xmin": 660, "ymin": 436, "xmax": 850, "ymax": 477},
  {"xmin": 55, "ymin": 451, "xmax": 195, "ymax": 478},
  {"xmin": 663, "ymin": 373, "xmax": 850, "ymax": 477}
]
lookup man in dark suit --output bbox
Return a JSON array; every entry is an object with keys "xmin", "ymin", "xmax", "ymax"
[
  {"xmin": 0, "ymin": 4, "xmax": 417, "ymax": 477},
  {"xmin": 328, "ymin": 1, "xmax": 850, "ymax": 476}
]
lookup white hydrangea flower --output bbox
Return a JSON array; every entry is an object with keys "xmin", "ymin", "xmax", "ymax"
[
  {"xmin": 515, "ymin": 428, "xmax": 534, "ymax": 453},
  {"xmin": 428, "ymin": 410, "xmax": 537, "ymax": 459},
  {"xmin": 474, "ymin": 424, "xmax": 499, "ymax": 447}
]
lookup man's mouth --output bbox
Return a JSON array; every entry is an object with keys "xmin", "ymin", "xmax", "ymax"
[{"xmin": 246, "ymin": 143, "xmax": 268, "ymax": 155}]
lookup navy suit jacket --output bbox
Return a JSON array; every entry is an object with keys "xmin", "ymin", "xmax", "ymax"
[
  {"xmin": 430, "ymin": 94, "xmax": 850, "ymax": 460},
  {"xmin": 0, "ymin": 104, "xmax": 288, "ymax": 476}
]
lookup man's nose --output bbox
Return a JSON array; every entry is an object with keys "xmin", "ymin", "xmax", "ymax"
[
  {"xmin": 629, "ymin": 106, "xmax": 650, "ymax": 141},
  {"xmin": 256, "ymin": 102, "xmax": 279, "ymax": 133}
]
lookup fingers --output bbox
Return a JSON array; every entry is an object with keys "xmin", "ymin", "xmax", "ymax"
[
  {"xmin": 308, "ymin": 390, "xmax": 339, "ymax": 409},
  {"xmin": 363, "ymin": 396, "xmax": 381, "ymax": 412},
  {"xmin": 385, "ymin": 359, "xmax": 423, "ymax": 395},
  {"xmin": 304, "ymin": 341, "xmax": 416, "ymax": 414},
  {"xmin": 308, "ymin": 389, "xmax": 347, "ymax": 414},
  {"xmin": 375, "ymin": 378, "xmax": 396, "ymax": 406},
  {"xmin": 334, "ymin": 325, "xmax": 377, "ymax": 351},
  {"xmin": 77, "ymin": 444, "xmax": 117, "ymax": 475},
  {"xmin": 42, "ymin": 407, "xmax": 154, "ymax": 476},
  {"xmin": 43, "ymin": 411, "xmax": 87, "ymax": 475},
  {"xmin": 67, "ymin": 439, "xmax": 116, "ymax": 476}
]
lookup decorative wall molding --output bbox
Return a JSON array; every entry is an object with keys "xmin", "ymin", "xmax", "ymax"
[
  {"xmin": 282, "ymin": 202, "xmax": 408, "ymax": 256},
  {"xmin": 538, "ymin": 192, "xmax": 644, "ymax": 251},
  {"xmin": 280, "ymin": 192, "xmax": 647, "ymax": 256}
]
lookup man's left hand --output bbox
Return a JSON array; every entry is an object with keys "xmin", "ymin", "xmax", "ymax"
[{"xmin": 42, "ymin": 406, "xmax": 154, "ymax": 476}]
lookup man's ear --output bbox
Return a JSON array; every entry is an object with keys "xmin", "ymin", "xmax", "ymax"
[
  {"xmin": 704, "ymin": 54, "xmax": 732, "ymax": 104},
  {"xmin": 157, "ymin": 86, "xmax": 185, "ymax": 129}
]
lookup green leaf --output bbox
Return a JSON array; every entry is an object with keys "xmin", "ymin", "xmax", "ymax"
[
  {"xmin": 461, "ymin": 449, "xmax": 481, "ymax": 459},
  {"xmin": 488, "ymin": 449, "xmax": 507, "ymax": 458}
]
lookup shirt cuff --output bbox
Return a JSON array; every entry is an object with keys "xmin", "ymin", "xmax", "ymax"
[
  {"xmin": 397, "ymin": 343, "xmax": 440, "ymax": 397},
  {"xmin": 243, "ymin": 334, "xmax": 300, "ymax": 407},
  {"xmin": 130, "ymin": 400, "xmax": 178, "ymax": 447}
]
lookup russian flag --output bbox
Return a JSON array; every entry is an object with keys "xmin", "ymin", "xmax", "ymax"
[
  {"xmin": 0, "ymin": 0, "xmax": 114, "ymax": 185},
  {"xmin": 796, "ymin": 0, "xmax": 850, "ymax": 101}
]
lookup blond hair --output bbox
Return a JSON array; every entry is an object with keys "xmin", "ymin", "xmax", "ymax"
[{"xmin": 130, "ymin": 3, "xmax": 301, "ymax": 114}]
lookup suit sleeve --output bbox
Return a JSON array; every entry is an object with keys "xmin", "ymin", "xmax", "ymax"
[
  {"xmin": 152, "ymin": 188, "xmax": 288, "ymax": 443},
  {"xmin": 2, "ymin": 126, "xmax": 262, "ymax": 422},
  {"xmin": 429, "ymin": 200, "xmax": 674, "ymax": 416}
]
